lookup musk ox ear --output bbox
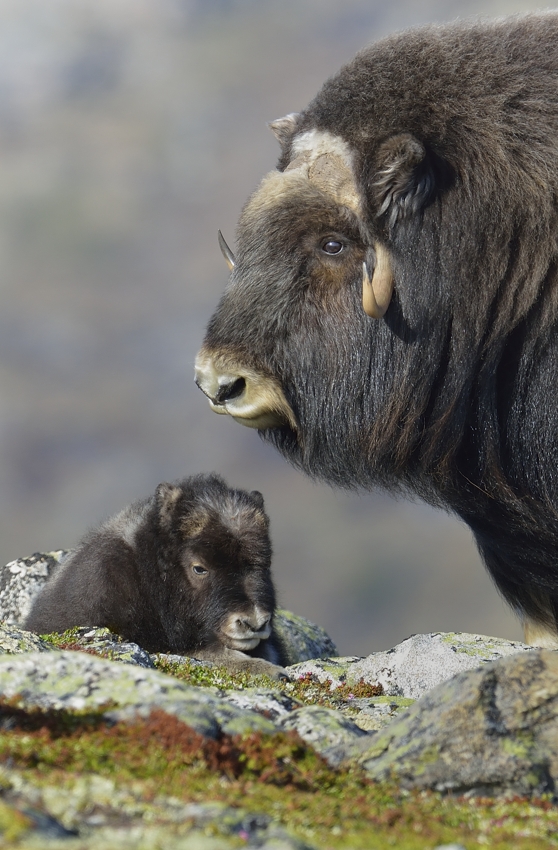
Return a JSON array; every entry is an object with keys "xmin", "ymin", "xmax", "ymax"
[
  {"xmin": 268, "ymin": 113, "xmax": 300, "ymax": 147},
  {"xmin": 372, "ymin": 133, "xmax": 435, "ymax": 229},
  {"xmin": 250, "ymin": 490, "xmax": 265, "ymax": 510},
  {"xmin": 156, "ymin": 482, "xmax": 182, "ymax": 528}
]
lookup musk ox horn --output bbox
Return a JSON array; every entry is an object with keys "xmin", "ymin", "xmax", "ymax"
[
  {"xmin": 362, "ymin": 245, "xmax": 394, "ymax": 318},
  {"xmin": 218, "ymin": 230, "xmax": 236, "ymax": 271},
  {"xmin": 268, "ymin": 112, "xmax": 300, "ymax": 146}
]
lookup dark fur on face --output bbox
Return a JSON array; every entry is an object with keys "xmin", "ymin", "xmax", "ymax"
[
  {"xmin": 198, "ymin": 15, "xmax": 558, "ymax": 641},
  {"xmin": 24, "ymin": 474, "xmax": 285, "ymax": 665}
]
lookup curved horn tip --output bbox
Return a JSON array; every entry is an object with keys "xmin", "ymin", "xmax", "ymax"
[
  {"xmin": 218, "ymin": 230, "xmax": 236, "ymax": 271},
  {"xmin": 268, "ymin": 112, "xmax": 299, "ymax": 145},
  {"xmin": 362, "ymin": 250, "xmax": 394, "ymax": 319}
]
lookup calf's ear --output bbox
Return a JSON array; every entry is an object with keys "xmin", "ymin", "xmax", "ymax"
[
  {"xmin": 372, "ymin": 133, "xmax": 436, "ymax": 230},
  {"xmin": 250, "ymin": 490, "xmax": 265, "ymax": 510},
  {"xmin": 156, "ymin": 482, "xmax": 182, "ymax": 528}
]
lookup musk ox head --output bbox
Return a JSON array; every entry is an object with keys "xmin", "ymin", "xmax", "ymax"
[{"xmin": 196, "ymin": 15, "xmax": 558, "ymax": 641}]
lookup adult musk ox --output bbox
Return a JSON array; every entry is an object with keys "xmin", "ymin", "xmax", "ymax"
[
  {"xmin": 196, "ymin": 14, "xmax": 558, "ymax": 647},
  {"xmin": 25, "ymin": 474, "xmax": 286, "ymax": 675}
]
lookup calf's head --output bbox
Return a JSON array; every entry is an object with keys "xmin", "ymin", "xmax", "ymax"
[{"xmin": 158, "ymin": 476, "xmax": 276, "ymax": 652}]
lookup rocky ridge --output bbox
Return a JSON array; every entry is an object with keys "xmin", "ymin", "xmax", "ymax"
[{"xmin": 0, "ymin": 554, "xmax": 557, "ymax": 848}]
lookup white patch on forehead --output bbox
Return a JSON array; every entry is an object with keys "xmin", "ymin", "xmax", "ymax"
[
  {"xmin": 290, "ymin": 129, "xmax": 356, "ymax": 170},
  {"xmin": 277, "ymin": 128, "xmax": 362, "ymax": 215}
]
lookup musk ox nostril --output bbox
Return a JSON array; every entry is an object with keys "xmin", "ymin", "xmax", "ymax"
[{"xmin": 215, "ymin": 377, "xmax": 246, "ymax": 404}]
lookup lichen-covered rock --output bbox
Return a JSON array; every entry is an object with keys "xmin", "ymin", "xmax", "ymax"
[
  {"xmin": 0, "ymin": 622, "xmax": 57, "ymax": 654},
  {"xmin": 287, "ymin": 656, "xmax": 361, "ymax": 689},
  {"xmin": 0, "ymin": 650, "xmax": 276, "ymax": 738},
  {"xmin": 0, "ymin": 551, "xmax": 68, "ymax": 625},
  {"xmin": 347, "ymin": 695, "xmax": 416, "ymax": 732},
  {"xmin": 0, "ymin": 650, "xmax": 370, "ymax": 766},
  {"xmin": 289, "ymin": 632, "xmax": 534, "ymax": 698},
  {"xmin": 0, "ymin": 784, "xmax": 313, "ymax": 849},
  {"xmin": 43, "ymin": 625, "xmax": 156, "ymax": 668},
  {"xmin": 279, "ymin": 705, "xmax": 369, "ymax": 767},
  {"xmin": 273, "ymin": 608, "xmax": 337, "ymax": 663},
  {"xmin": 359, "ymin": 648, "xmax": 558, "ymax": 797},
  {"xmin": 223, "ymin": 687, "xmax": 302, "ymax": 721}
]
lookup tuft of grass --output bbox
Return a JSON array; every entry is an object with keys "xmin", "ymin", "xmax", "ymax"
[
  {"xmin": 153, "ymin": 654, "xmax": 281, "ymax": 690},
  {"xmin": 283, "ymin": 672, "xmax": 383, "ymax": 710}
]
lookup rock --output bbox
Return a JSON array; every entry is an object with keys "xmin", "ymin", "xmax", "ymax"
[
  {"xmin": 0, "ymin": 648, "xmax": 369, "ymax": 766},
  {"xmin": 0, "ymin": 551, "xmax": 68, "ymax": 625},
  {"xmin": 273, "ymin": 608, "xmax": 337, "ymax": 664},
  {"xmin": 0, "ymin": 787, "xmax": 314, "ymax": 849},
  {"xmin": 0, "ymin": 622, "xmax": 57, "ymax": 654},
  {"xmin": 279, "ymin": 705, "xmax": 370, "ymax": 767},
  {"xmin": 46, "ymin": 625, "xmax": 156, "ymax": 668},
  {"xmin": 347, "ymin": 695, "xmax": 415, "ymax": 731},
  {"xmin": 289, "ymin": 631, "xmax": 534, "ymax": 698},
  {"xmin": 359, "ymin": 648, "xmax": 558, "ymax": 797},
  {"xmin": 222, "ymin": 687, "xmax": 302, "ymax": 721},
  {"xmin": 0, "ymin": 650, "xmax": 277, "ymax": 738}
]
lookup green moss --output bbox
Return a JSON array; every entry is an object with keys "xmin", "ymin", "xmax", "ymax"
[
  {"xmin": 501, "ymin": 732, "xmax": 536, "ymax": 759},
  {"xmin": 152, "ymin": 655, "xmax": 280, "ymax": 690},
  {"xmin": 40, "ymin": 626, "xmax": 85, "ymax": 646},
  {"xmin": 439, "ymin": 633, "xmax": 517, "ymax": 658},
  {"xmin": 0, "ymin": 801, "xmax": 33, "ymax": 841},
  {"xmin": 365, "ymin": 696, "xmax": 415, "ymax": 708}
]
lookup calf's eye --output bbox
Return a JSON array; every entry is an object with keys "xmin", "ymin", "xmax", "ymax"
[{"xmin": 321, "ymin": 239, "xmax": 344, "ymax": 255}]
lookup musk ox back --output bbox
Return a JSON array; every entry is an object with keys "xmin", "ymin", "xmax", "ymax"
[
  {"xmin": 195, "ymin": 14, "xmax": 558, "ymax": 647},
  {"xmin": 25, "ymin": 474, "xmax": 285, "ymax": 674}
]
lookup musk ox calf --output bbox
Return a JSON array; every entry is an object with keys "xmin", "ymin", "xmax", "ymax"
[
  {"xmin": 24, "ymin": 474, "xmax": 286, "ymax": 675},
  {"xmin": 196, "ymin": 13, "xmax": 558, "ymax": 647}
]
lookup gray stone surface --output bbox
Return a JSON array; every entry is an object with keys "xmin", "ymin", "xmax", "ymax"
[
  {"xmin": 0, "ymin": 551, "xmax": 68, "ymax": 625},
  {"xmin": 289, "ymin": 631, "xmax": 534, "ymax": 698},
  {"xmin": 0, "ymin": 621, "xmax": 56, "ymax": 654},
  {"xmin": 0, "ymin": 787, "xmax": 314, "ymax": 849},
  {"xmin": 222, "ymin": 687, "xmax": 302, "ymax": 721},
  {"xmin": 273, "ymin": 608, "xmax": 337, "ymax": 664},
  {"xmin": 0, "ymin": 648, "xmax": 369, "ymax": 766},
  {"xmin": 50, "ymin": 625, "xmax": 156, "ymax": 667},
  {"xmin": 346, "ymin": 695, "xmax": 416, "ymax": 731},
  {"xmin": 359, "ymin": 648, "xmax": 558, "ymax": 796},
  {"xmin": 0, "ymin": 650, "xmax": 274, "ymax": 738},
  {"xmin": 279, "ymin": 704, "xmax": 370, "ymax": 767}
]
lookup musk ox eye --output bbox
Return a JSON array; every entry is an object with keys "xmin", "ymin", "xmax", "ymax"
[
  {"xmin": 192, "ymin": 564, "xmax": 208, "ymax": 576},
  {"xmin": 321, "ymin": 239, "xmax": 344, "ymax": 255}
]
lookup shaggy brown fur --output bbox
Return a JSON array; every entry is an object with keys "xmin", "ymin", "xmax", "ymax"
[
  {"xmin": 25, "ymin": 474, "xmax": 286, "ymax": 673},
  {"xmin": 196, "ymin": 14, "xmax": 558, "ymax": 644}
]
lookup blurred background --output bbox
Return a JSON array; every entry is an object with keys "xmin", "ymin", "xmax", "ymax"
[{"xmin": 0, "ymin": 0, "xmax": 547, "ymax": 654}]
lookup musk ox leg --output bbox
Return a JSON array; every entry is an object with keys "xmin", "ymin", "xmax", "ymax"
[
  {"xmin": 189, "ymin": 646, "xmax": 289, "ymax": 679},
  {"xmin": 471, "ymin": 520, "xmax": 558, "ymax": 649},
  {"xmin": 523, "ymin": 619, "xmax": 558, "ymax": 649}
]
